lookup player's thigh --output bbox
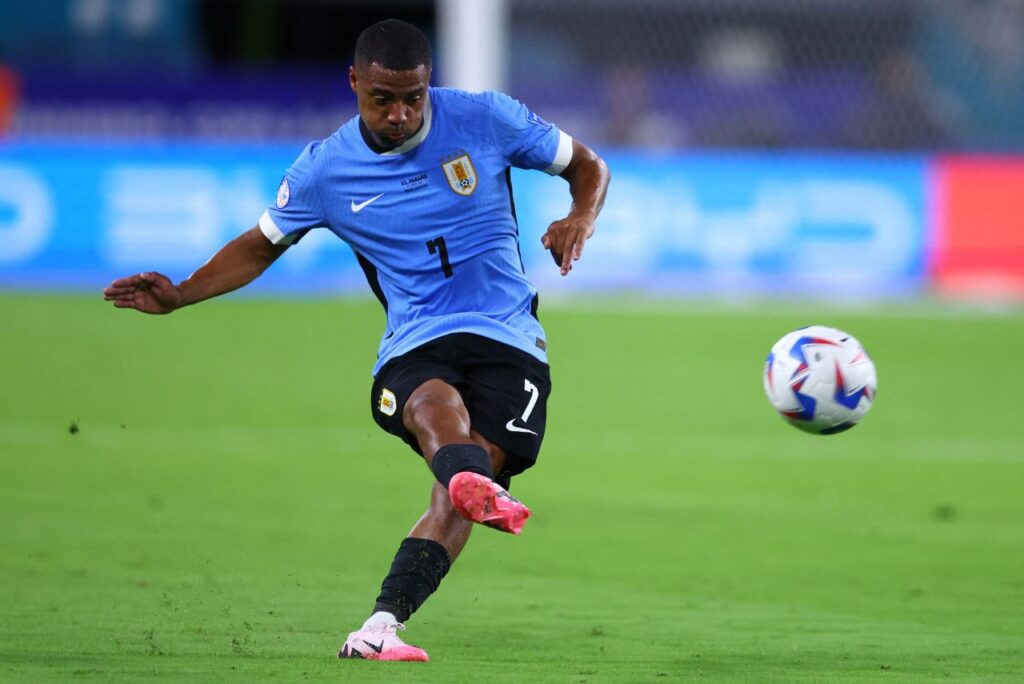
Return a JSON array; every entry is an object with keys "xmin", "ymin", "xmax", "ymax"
[
  {"xmin": 402, "ymin": 378, "xmax": 476, "ymax": 455},
  {"xmin": 370, "ymin": 350, "xmax": 462, "ymax": 456}
]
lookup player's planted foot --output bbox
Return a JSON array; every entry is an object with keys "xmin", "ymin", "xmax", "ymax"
[
  {"xmin": 448, "ymin": 471, "xmax": 532, "ymax": 535},
  {"xmin": 338, "ymin": 620, "xmax": 429, "ymax": 662}
]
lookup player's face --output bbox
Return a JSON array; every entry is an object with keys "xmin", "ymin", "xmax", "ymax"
[{"xmin": 350, "ymin": 63, "xmax": 430, "ymax": 150}]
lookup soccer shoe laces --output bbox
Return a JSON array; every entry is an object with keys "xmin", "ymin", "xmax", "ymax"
[{"xmin": 364, "ymin": 620, "xmax": 406, "ymax": 636}]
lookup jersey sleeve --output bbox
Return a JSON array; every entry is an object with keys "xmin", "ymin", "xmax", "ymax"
[
  {"xmin": 485, "ymin": 91, "xmax": 574, "ymax": 176},
  {"xmin": 259, "ymin": 141, "xmax": 327, "ymax": 246}
]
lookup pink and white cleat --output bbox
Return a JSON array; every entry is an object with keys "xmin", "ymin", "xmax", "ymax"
[
  {"xmin": 338, "ymin": 620, "xmax": 429, "ymax": 662},
  {"xmin": 448, "ymin": 471, "xmax": 532, "ymax": 535}
]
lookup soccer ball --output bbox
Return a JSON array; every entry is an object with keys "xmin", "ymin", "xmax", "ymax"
[{"xmin": 763, "ymin": 325, "xmax": 877, "ymax": 434}]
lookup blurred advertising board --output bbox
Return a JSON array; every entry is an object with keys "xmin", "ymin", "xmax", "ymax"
[
  {"xmin": 0, "ymin": 142, "xmax": 363, "ymax": 293},
  {"xmin": 0, "ymin": 142, "xmax": 928, "ymax": 297},
  {"xmin": 516, "ymin": 153, "xmax": 928, "ymax": 296},
  {"xmin": 931, "ymin": 156, "xmax": 1024, "ymax": 297}
]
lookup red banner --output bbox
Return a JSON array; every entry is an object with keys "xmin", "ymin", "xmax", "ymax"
[{"xmin": 932, "ymin": 157, "xmax": 1024, "ymax": 295}]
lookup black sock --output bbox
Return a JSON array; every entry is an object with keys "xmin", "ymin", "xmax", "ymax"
[
  {"xmin": 373, "ymin": 537, "xmax": 452, "ymax": 623},
  {"xmin": 430, "ymin": 443, "xmax": 493, "ymax": 488}
]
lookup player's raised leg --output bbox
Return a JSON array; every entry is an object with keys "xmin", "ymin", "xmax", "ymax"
[{"xmin": 406, "ymin": 379, "xmax": 532, "ymax": 534}]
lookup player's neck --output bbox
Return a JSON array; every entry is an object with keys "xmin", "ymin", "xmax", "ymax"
[
  {"xmin": 358, "ymin": 96, "xmax": 432, "ymax": 156},
  {"xmin": 359, "ymin": 119, "xmax": 396, "ymax": 154}
]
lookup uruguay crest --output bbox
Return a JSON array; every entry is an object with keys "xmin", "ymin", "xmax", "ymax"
[
  {"xmin": 379, "ymin": 388, "xmax": 397, "ymax": 416},
  {"xmin": 442, "ymin": 154, "xmax": 477, "ymax": 196}
]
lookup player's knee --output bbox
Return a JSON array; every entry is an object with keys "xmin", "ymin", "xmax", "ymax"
[
  {"xmin": 470, "ymin": 432, "xmax": 508, "ymax": 477},
  {"xmin": 403, "ymin": 381, "xmax": 470, "ymax": 440}
]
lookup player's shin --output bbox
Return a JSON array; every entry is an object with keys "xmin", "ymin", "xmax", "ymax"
[
  {"xmin": 429, "ymin": 443, "xmax": 493, "ymax": 488},
  {"xmin": 373, "ymin": 537, "xmax": 452, "ymax": 622}
]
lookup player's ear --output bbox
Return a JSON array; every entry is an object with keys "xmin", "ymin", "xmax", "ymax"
[{"xmin": 349, "ymin": 65, "xmax": 359, "ymax": 94}]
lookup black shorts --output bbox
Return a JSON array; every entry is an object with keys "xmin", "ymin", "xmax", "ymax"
[{"xmin": 370, "ymin": 333, "xmax": 552, "ymax": 486}]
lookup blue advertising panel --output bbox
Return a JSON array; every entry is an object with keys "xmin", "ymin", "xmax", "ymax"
[
  {"xmin": 0, "ymin": 142, "xmax": 362, "ymax": 292},
  {"xmin": 513, "ymin": 152, "xmax": 929, "ymax": 296},
  {"xmin": 0, "ymin": 143, "xmax": 928, "ymax": 296}
]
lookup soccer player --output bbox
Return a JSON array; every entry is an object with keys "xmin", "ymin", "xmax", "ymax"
[{"xmin": 103, "ymin": 19, "xmax": 610, "ymax": 662}]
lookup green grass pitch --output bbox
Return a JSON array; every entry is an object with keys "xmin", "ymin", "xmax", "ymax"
[{"xmin": 2, "ymin": 292, "xmax": 1023, "ymax": 682}]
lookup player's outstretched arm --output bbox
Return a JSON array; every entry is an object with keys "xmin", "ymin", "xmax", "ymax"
[
  {"xmin": 102, "ymin": 227, "xmax": 288, "ymax": 314},
  {"xmin": 541, "ymin": 139, "xmax": 610, "ymax": 276}
]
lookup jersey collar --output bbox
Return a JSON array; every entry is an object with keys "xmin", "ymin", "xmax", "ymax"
[{"xmin": 358, "ymin": 92, "xmax": 433, "ymax": 156}]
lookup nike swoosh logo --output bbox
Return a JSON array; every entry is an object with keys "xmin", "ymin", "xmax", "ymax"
[
  {"xmin": 362, "ymin": 639, "xmax": 384, "ymax": 654},
  {"xmin": 505, "ymin": 419, "xmax": 538, "ymax": 436},
  {"xmin": 351, "ymin": 193, "xmax": 384, "ymax": 213}
]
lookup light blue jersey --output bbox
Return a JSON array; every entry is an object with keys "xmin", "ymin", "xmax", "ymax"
[{"xmin": 260, "ymin": 87, "xmax": 573, "ymax": 375}]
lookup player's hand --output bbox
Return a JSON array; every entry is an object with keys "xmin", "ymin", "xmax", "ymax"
[
  {"xmin": 102, "ymin": 272, "xmax": 182, "ymax": 314},
  {"xmin": 541, "ymin": 212, "xmax": 595, "ymax": 276}
]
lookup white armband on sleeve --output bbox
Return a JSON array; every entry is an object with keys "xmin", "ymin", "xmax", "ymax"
[
  {"xmin": 259, "ymin": 210, "xmax": 300, "ymax": 246},
  {"xmin": 544, "ymin": 131, "xmax": 574, "ymax": 176}
]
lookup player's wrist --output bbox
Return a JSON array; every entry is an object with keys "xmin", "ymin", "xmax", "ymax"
[
  {"xmin": 171, "ymin": 280, "xmax": 195, "ymax": 309},
  {"xmin": 568, "ymin": 206, "xmax": 597, "ymax": 221}
]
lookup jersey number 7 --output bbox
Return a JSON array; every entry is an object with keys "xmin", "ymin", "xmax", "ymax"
[{"xmin": 426, "ymin": 236, "xmax": 453, "ymax": 278}]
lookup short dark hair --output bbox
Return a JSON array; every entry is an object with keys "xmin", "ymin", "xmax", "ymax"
[{"xmin": 354, "ymin": 19, "xmax": 432, "ymax": 71}]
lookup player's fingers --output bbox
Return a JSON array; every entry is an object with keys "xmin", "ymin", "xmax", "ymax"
[
  {"xmin": 560, "ymin": 243, "xmax": 574, "ymax": 275},
  {"xmin": 107, "ymin": 275, "xmax": 143, "ymax": 289},
  {"xmin": 138, "ymin": 272, "xmax": 173, "ymax": 291},
  {"xmin": 542, "ymin": 230, "xmax": 561, "ymax": 265},
  {"xmin": 572, "ymin": 234, "xmax": 587, "ymax": 261},
  {"xmin": 103, "ymin": 290, "xmax": 135, "ymax": 302},
  {"xmin": 107, "ymin": 273, "xmax": 162, "ymax": 297},
  {"xmin": 103, "ymin": 282, "xmax": 141, "ymax": 295},
  {"xmin": 138, "ymin": 272, "xmax": 162, "ymax": 289}
]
